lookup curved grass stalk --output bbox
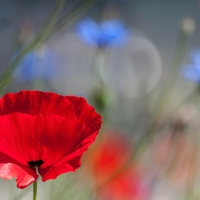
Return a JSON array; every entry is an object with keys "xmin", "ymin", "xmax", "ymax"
[
  {"xmin": 0, "ymin": 0, "xmax": 96, "ymax": 95},
  {"xmin": 93, "ymin": 18, "xmax": 193, "ymax": 194}
]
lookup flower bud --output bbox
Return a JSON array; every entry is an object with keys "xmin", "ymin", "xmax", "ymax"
[{"xmin": 180, "ymin": 17, "xmax": 195, "ymax": 36}]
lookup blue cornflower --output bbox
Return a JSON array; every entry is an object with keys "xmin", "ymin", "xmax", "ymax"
[
  {"xmin": 14, "ymin": 45, "xmax": 56, "ymax": 82},
  {"xmin": 181, "ymin": 49, "xmax": 200, "ymax": 83},
  {"xmin": 76, "ymin": 18, "xmax": 128, "ymax": 48}
]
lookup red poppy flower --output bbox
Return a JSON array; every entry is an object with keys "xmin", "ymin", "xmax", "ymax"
[
  {"xmin": 0, "ymin": 91, "xmax": 102, "ymax": 189},
  {"xmin": 91, "ymin": 131, "xmax": 149, "ymax": 200}
]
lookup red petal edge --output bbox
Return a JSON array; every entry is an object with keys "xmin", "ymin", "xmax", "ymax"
[{"xmin": 0, "ymin": 163, "xmax": 37, "ymax": 189}]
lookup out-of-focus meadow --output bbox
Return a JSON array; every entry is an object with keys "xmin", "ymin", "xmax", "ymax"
[{"xmin": 1, "ymin": 0, "xmax": 200, "ymax": 199}]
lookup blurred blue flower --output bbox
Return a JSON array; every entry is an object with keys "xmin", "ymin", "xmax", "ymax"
[
  {"xmin": 14, "ymin": 45, "xmax": 56, "ymax": 82},
  {"xmin": 181, "ymin": 49, "xmax": 200, "ymax": 82},
  {"xmin": 76, "ymin": 18, "xmax": 128, "ymax": 48}
]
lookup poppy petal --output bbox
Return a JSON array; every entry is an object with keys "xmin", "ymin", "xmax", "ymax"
[
  {"xmin": 0, "ymin": 91, "xmax": 76, "ymax": 117},
  {"xmin": 0, "ymin": 113, "xmax": 84, "ymax": 165},
  {"xmin": 66, "ymin": 96, "xmax": 102, "ymax": 126},
  {"xmin": 40, "ymin": 131, "xmax": 98, "ymax": 181},
  {"xmin": 67, "ymin": 96, "xmax": 102, "ymax": 143},
  {"xmin": 39, "ymin": 157, "xmax": 81, "ymax": 181},
  {"xmin": 0, "ymin": 152, "xmax": 38, "ymax": 189},
  {"xmin": 0, "ymin": 163, "xmax": 37, "ymax": 189}
]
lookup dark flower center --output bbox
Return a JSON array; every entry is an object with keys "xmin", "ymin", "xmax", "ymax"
[{"xmin": 28, "ymin": 160, "xmax": 44, "ymax": 167}]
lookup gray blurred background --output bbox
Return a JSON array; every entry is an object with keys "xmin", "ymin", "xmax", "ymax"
[{"xmin": 0, "ymin": 0, "xmax": 199, "ymax": 71}]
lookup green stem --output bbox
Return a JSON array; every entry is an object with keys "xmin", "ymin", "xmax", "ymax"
[
  {"xmin": 132, "ymin": 19, "xmax": 192, "ymax": 158},
  {"xmin": 33, "ymin": 180, "xmax": 37, "ymax": 200}
]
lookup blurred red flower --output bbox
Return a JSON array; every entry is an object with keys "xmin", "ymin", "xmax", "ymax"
[
  {"xmin": 0, "ymin": 91, "xmax": 102, "ymax": 189},
  {"xmin": 91, "ymin": 132, "xmax": 149, "ymax": 200}
]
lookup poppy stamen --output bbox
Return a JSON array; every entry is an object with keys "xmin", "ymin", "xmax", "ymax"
[{"xmin": 28, "ymin": 160, "xmax": 44, "ymax": 168}]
